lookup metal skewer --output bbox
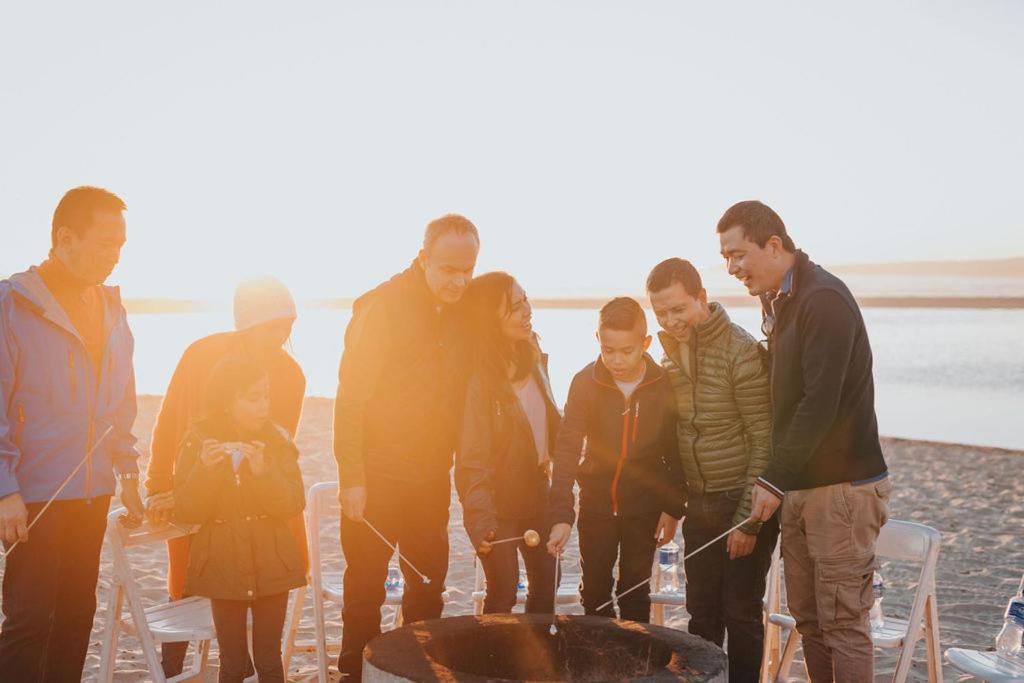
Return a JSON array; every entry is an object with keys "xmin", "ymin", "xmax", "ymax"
[
  {"xmin": 365, "ymin": 519, "xmax": 431, "ymax": 584},
  {"xmin": 550, "ymin": 552, "xmax": 561, "ymax": 635},
  {"xmin": 489, "ymin": 529, "xmax": 541, "ymax": 548},
  {"xmin": 1, "ymin": 426, "xmax": 114, "ymax": 561},
  {"xmin": 594, "ymin": 518, "xmax": 752, "ymax": 614}
]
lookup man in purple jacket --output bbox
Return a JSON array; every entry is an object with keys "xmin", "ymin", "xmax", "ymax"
[{"xmin": 0, "ymin": 186, "xmax": 144, "ymax": 681}]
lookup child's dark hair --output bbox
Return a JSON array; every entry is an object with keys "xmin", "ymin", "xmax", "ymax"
[
  {"xmin": 599, "ymin": 297, "xmax": 647, "ymax": 336},
  {"xmin": 201, "ymin": 355, "xmax": 269, "ymax": 421}
]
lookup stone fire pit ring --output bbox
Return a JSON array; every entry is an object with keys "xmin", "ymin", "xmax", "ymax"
[{"xmin": 363, "ymin": 614, "xmax": 727, "ymax": 682}]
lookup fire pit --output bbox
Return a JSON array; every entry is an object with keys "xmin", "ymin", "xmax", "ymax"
[{"xmin": 363, "ymin": 614, "xmax": 727, "ymax": 682}]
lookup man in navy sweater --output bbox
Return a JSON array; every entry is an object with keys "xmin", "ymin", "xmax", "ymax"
[{"xmin": 717, "ymin": 200, "xmax": 890, "ymax": 682}]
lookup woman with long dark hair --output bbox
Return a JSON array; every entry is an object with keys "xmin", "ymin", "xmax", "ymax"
[{"xmin": 455, "ymin": 272, "xmax": 559, "ymax": 614}]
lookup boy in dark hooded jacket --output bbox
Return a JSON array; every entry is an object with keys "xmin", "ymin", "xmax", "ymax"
[{"xmin": 547, "ymin": 297, "xmax": 685, "ymax": 623}]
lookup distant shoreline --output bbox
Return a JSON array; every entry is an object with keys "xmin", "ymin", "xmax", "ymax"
[
  {"xmin": 125, "ymin": 295, "xmax": 1024, "ymax": 314},
  {"xmin": 134, "ymin": 395, "xmax": 1024, "ymax": 454}
]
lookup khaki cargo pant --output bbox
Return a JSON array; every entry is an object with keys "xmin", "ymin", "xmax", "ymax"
[{"xmin": 781, "ymin": 477, "xmax": 891, "ymax": 682}]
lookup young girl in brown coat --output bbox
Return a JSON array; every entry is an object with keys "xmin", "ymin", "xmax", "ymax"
[{"xmin": 174, "ymin": 357, "xmax": 306, "ymax": 682}]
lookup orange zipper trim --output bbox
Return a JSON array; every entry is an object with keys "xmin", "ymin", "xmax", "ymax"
[
  {"xmin": 611, "ymin": 407, "xmax": 630, "ymax": 515},
  {"xmin": 598, "ymin": 370, "xmax": 661, "ymax": 517}
]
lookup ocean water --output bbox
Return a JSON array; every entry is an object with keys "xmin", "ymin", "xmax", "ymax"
[{"xmin": 128, "ymin": 306, "xmax": 1024, "ymax": 450}]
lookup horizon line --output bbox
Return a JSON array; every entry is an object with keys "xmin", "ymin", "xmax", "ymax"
[{"xmin": 124, "ymin": 294, "xmax": 1024, "ymax": 314}]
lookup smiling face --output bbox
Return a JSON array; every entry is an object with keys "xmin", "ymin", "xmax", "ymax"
[
  {"xmin": 55, "ymin": 210, "xmax": 127, "ymax": 285},
  {"xmin": 597, "ymin": 321, "xmax": 652, "ymax": 382},
  {"xmin": 230, "ymin": 373, "xmax": 271, "ymax": 434},
  {"xmin": 718, "ymin": 224, "xmax": 788, "ymax": 296},
  {"xmin": 648, "ymin": 282, "xmax": 710, "ymax": 341},
  {"xmin": 419, "ymin": 231, "xmax": 480, "ymax": 305},
  {"xmin": 498, "ymin": 281, "xmax": 533, "ymax": 343}
]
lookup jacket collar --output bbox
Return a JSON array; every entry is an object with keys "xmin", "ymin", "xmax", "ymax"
[
  {"xmin": 656, "ymin": 301, "xmax": 730, "ymax": 359},
  {"xmin": 6, "ymin": 267, "xmax": 124, "ymax": 344},
  {"xmin": 759, "ymin": 249, "xmax": 810, "ymax": 317},
  {"xmin": 694, "ymin": 302, "xmax": 730, "ymax": 345},
  {"xmin": 591, "ymin": 352, "xmax": 665, "ymax": 390},
  {"xmin": 406, "ymin": 259, "xmax": 442, "ymax": 312}
]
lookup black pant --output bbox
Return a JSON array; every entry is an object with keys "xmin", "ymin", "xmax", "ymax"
[
  {"xmin": 210, "ymin": 593, "xmax": 289, "ymax": 682},
  {"xmin": 0, "ymin": 496, "xmax": 110, "ymax": 682},
  {"xmin": 479, "ymin": 517, "xmax": 556, "ymax": 614},
  {"xmin": 161, "ymin": 606, "xmax": 255, "ymax": 678},
  {"xmin": 683, "ymin": 489, "xmax": 779, "ymax": 683},
  {"xmin": 578, "ymin": 509, "xmax": 661, "ymax": 623},
  {"xmin": 338, "ymin": 475, "xmax": 451, "ymax": 678}
]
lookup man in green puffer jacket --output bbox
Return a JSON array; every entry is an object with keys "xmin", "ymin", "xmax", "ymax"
[{"xmin": 646, "ymin": 257, "xmax": 777, "ymax": 683}]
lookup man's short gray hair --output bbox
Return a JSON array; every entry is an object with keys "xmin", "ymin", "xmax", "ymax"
[{"xmin": 423, "ymin": 214, "xmax": 479, "ymax": 252}]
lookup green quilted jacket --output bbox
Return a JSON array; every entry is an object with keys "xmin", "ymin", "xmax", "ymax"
[{"xmin": 659, "ymin": 302, "xmax": 772, "ymax": 533}]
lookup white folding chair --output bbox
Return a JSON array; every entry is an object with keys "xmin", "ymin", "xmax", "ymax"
[
  {"xmin": 97, "ymin": 508, "xmax": 213, "ymax": 683},
  {"xmin": 946, "ymin": 571, "xmax": 1024, "ymax": 683},
  {"xmin": 285, "ymin": 481, "xmax": 414, "ymax": 683},
  {"xmin": 945, "ymin": 650, "xmax": 1024, "ymax": 683},
  {"xmin": 769, "ymin": 519, "xmax": 943, "ymax": 683},
  {"xmin": 759, "ymin": 543, "xmax": 784, "ymax": 682},
  {"xmin": 471, "ymin": 556, "xmax": 582, "ymax": 615}
]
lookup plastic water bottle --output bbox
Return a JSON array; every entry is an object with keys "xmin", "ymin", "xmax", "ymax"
[
  {"xmin": 869, "ymin": 571, "xmax": 885, "ymax": 630},
  {"xmin": 385, "ymin": 565, "xmax": 404, "ymax": 593},
  {"xmin": 658, "ymin": 542, "xmax": 680, "ymax": 594},
  {"xmin": 995, "ymin": 592, "xmax": 1024, "ymax": 663},
  {"xmin": 517, "ymin": 569, "xmax": 528, "ymax": 592}
]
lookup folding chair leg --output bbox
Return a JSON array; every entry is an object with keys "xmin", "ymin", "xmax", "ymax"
[
  {"xmin": 97, "ymin": 583, "xmax": 124, "ymax": 683},
  {"xmin": 774, "ymin": 628, "xmax": 800, "ymax": 683},
  {"xmin": 311, "ymin": 587, "xmax": 330, "ymax": 683},
  {"xmin": 923, "ymin": 592, "xmax": 943, "ymax": 683},
  {"xmin": 282, "ymin": 585, "xmax": 307, "ymax": 673},
  {"xmin": 759, "ymin": 614, "xmax": 775, "ymax": 683}
]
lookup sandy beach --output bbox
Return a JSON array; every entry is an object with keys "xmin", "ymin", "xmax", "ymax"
[{"xmin": 73, "ymin": 396, "xmax": 1023, "ymax": 681}]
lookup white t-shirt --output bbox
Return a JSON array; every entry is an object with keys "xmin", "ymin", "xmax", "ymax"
[
  {"xmin": 615, "ymin": 377, "xmax": 643, "ymax": 401},
  {"xmin": 515, "ymin": 376, "xmax": 550, "ymax": 465}
]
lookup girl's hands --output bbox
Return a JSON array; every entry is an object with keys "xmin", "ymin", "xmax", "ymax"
[
  {"xmin": 199, "ymin": 439, "xmax": 229, "ymax": 467},
  {"xmin": 198, "ymin": 439, "xmax": 268, "ymax": 474},
  {"xmin": 246, "ymin": 441, "xmax": 267, "ymax": 476}
]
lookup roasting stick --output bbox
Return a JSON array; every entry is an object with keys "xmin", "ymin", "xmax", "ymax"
[
  {"xmin": 593, "ymin": 518, "xmax": 752, "ymax": 614},
  {"xmin": 1, "ymin": 427, "xmax": 114, "ymax": 561},
  {"xmin": 489, "ymin": 529, "xmax": 541, "ymax": 548},
  {"xmin": 550, "ymin": 552, "xmax": 561, "ymax": 635},
  {"xmin": 365, "ymin": 519, "xmax": 431, "ymax": 584}
]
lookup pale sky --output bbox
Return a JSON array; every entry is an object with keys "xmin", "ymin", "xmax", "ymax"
[{"xmin": 2, "ymin": 1, "xmax": 1022, "ymax": 302}]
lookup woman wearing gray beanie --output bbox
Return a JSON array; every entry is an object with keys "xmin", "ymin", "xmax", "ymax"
[{"xmin": 143, "ymin": 275, "xmax": 308, "ymax": 678}]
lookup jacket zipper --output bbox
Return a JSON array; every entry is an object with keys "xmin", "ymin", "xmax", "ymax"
[
  {"xmin": 68, "ymin": 350, "xmax": 77, "ymax": 400},
  {"xmin": 688, "ymin": 336, "xmax": 708, "ymax": 492},
  {"xmin": 611, "ymin": 400, "xmax": 631, "ymax": 516},
  {"xmin": 85, "ymin": 351, "xmax": 97, "ymax": 502},
  {"xmin": 15, "ymin": 405, "xmax": 25, "ymax": 447},
  {"xmin": 606, "ymin": 375, "xmax": 658, "ymax": 515}
]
